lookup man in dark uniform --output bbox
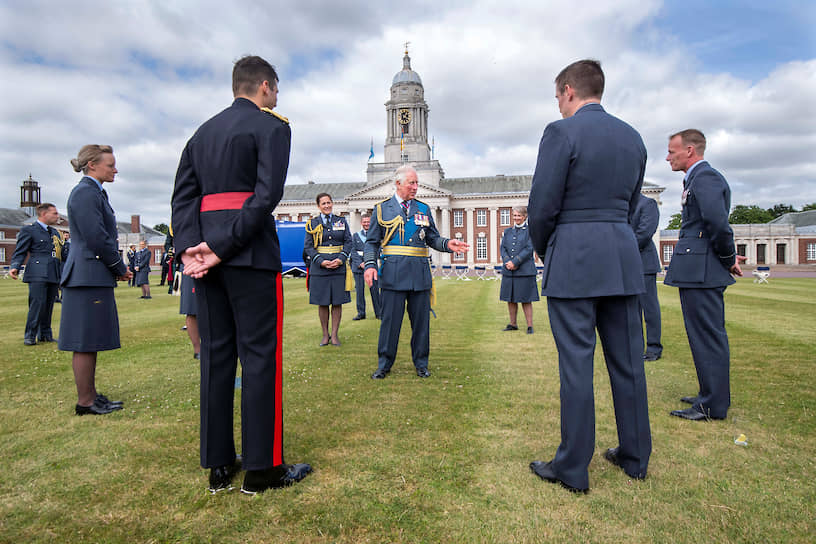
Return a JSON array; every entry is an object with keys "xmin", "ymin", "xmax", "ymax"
[
  {"xmin": 527, "ymin": 60, "xmax": 652, "ymax": 493},
  {"xmin": 159, "ymin": 250, "xmax": 170, "ymax": 286},
  {"xmin": 364, "ymin": 165, "xmax": 469, "ymax": 379},
  {"xmin": 351, "ymin": 213, "xmax": 381, "ymax": 320},
  {"xmin": 631, "ymin": 194, "xmax": 663, "ymax": 361},
  {"xmin": 10, "ymin": 203, "xmax": 63, "ymax": 345},
  {"xmin": 126, "ymin": 244, "xmax": 137, "ymax": 287},
  {"xmin": 664, "ymin": 129, "xmax": 742, "ymax": 421},
  {"xmin": 172, "ymin": 55, "xmax": 311, "ymax": 495}
]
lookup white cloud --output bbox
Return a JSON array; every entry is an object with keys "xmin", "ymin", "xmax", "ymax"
[{"xmin": 1, "ymin": 0, "xmax": 813, "ymax": 230}]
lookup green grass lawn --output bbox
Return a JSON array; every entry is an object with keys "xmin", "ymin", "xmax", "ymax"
[{"xmin": 0, "ymin": 276, "xmax": 813, "ymax": 543}]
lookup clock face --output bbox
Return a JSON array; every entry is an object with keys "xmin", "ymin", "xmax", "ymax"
[{"xmin": 398, "ymin": 109, "xmax": 412, "ymax": 125}]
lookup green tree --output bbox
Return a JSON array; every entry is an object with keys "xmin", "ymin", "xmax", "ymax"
[
  {"xmin": 802, "ymin": 203, "xmax": 816, "ymax": 211},
  {"xmin": 767, "ymin": 204, "xmax": 797, "ymax": 219},
  {"xmin": 666, "ymin": 212, "xmax": 682, "ymax": 229},
  {"xmin": 729, "ymin": 205, "xmax": 773, "ymax": 224},
  {"xmin": 153, "ymin": 223, "xmax": 169, "ymax": 235}
]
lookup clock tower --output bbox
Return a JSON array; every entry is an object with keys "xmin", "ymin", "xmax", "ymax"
[{"xmin": 366, "ymin": 46, "xmax": 444, "ymax": 186}]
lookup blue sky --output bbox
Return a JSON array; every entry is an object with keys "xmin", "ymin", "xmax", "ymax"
[{"xmin": 0, "ymin": 0, "xmax": 813, "ymax": 228}]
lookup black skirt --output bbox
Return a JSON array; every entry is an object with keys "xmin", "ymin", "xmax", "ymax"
[
  {"xmin": 500, "ymin": 275, "xmax": 540, "ymax": 303},
  {"xmin": 309, "ymin": 274, "xmax": 350, "ymax": 306},
  {"xmin": 179, "ymin": 274, "xmax": 198, "ymax": 316}
]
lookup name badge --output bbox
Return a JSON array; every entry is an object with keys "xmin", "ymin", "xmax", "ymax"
[
  {"xmin": 414, "ymin": 213, "xmax": 430, "ymax": 227},
  {"xmin": 333, "ymin": 220, "xmax": 345, "ymax": 230}
]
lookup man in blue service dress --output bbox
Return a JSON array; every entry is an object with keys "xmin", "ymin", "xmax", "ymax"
[
  {"xmin": 351, "ymin": 213, "xmax": 381, "ymax": 321},
  {"xmin": 527, "ymin": 60, "xmax": 652, "ymax": 493},
  {"xmin": 172, "ymin": 55, "xmax": 311, "ymax": 494},
  {"xmin": 632, "ymin": 194, "xmax": 663, "ymax": 361},
  {"xmin": 664, "ymin": 129, "xmax": 742, "ymax": 421},
  {"xmin": 10, "ymin": 203, "xmax": 63, "ymax": 345},
  {"xmin": 364, "ymin": 165, "xmax": 469, "ymax": 379}
]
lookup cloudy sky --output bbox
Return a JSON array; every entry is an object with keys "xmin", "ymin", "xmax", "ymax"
[{"xmin": 1, "ymin": 0, "xmax": 814, "ymax": 228}]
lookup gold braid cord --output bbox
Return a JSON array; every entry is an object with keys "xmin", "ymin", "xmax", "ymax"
[
  {"xmin": 52, "ymin": 231, "xmax": 65, "ymax": 261},
  {"xmin": 304, "ymin": 220, "xmax": 323, "ymax": 248},
  {"xmin": 376, "ymin": 202, "xmax": 404, "ymax": 247}
]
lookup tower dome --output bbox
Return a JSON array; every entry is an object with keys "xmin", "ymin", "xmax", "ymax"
[{"xmin": 392, "ymin": 50, "xmax": 423, "ymax": 86}]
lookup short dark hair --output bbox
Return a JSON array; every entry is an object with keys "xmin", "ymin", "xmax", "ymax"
[
  {"xmin": 670, "ymin": 129, "xmax": 706, "ymax": 156},
  {"xmin": 361, "ymin": 212, "xmax": 371, "ymax": 219},
  {"xmin": 315, "ymin": 193, "xmax": 332, "ymax": 205},
  {"xmin": 232, "ymin": 55, "xmax": 279, "ymax": 96},
  {"xmin": 555, "ymin": 59, "xmax": 604, "ymax": 100},
  {"xmin": 36, "ymin": 203, "xmax": 55, "ymax": 216}
]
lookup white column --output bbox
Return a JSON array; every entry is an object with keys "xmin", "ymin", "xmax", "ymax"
[
  {"xmin": 440, "ymin": 207, "xmax": 451, "ymax": 265},
  {"xmin": 465, "ymin": 207, "xmax": 474, "ymax": 265},
  {"xmin": 490, "ymin": 207, "xmax": 499, "ymax": 264}
]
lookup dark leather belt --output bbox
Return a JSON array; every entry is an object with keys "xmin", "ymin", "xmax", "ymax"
[
  {"xmin": 200, "ymin": 191, "xmax": 253, "ymax": 212},
  {"xmin": 557, "ymin": 208, "xmax": 628, "ymax": 224}
]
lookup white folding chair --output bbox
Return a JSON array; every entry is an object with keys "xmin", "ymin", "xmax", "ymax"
[
  {"xmin": 474, "ymin": 266, "xmax": 487, "ymax": 280},
  {"xmin": 455, "ymin": 265, "xmax": 471, "ymax": 281},
  {"xmin": 752, "ymin": 266, "xmax": 770, "ymax": 284},
  {"xmin": 441, "ymin": 265, "xmax": 453, "ymax": 279}
]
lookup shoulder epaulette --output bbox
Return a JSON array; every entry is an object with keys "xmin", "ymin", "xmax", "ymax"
[
  {"xmin": 260, "ymin": 107, "xmax": 289, "ymax": 124},
  {"xmin": 374, "ymin": 197, "xmax": 390, "ymax": 206}
]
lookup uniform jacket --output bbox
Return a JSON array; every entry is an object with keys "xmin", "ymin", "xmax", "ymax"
[
  {"xmin": 364, "ymin": 196, "xmax": 450, "ymax": 291},
  {"xmin": 126, "ymin": 248, "xmax": 136, "ymax": 270},
  {"xmin": 10, "ymin": 222, "xmax": 62, "ymax": 283},
  {"xmin": 172, "ymin": 97, "xmax": 290, "ymax": 270},
  {"xmin": 350, "ymin": 230, "xmax": 367, "ymax": 274},
  {"xmin": 134, "ymin": 247, "xmax": 151, "ymax": 272},
  {"xmin": 631, "ymin": 194, "xmax": 662, "ymax": 275},
  {"xmin": 528, "ymin": 103, "xmax": 645, "ymax": 298},
  {"xmin": 500, "ymin": 223, "xmax": 537, "ymax": 277},
  {"xmin": 61, "ymin": 177, "xmax": 128, "ymax": 287},
  {"xmin": 304, "ymin": 214, "xmax": 352, "ymax": 277},
  {"xmin": 664, "ymin": 161, "xmax": 736, "ymax": 288}
]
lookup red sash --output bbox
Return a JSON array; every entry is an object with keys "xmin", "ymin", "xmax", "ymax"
[{"xmin": 200, "ymin": 191, "xmax": 253, "ymax": 212}]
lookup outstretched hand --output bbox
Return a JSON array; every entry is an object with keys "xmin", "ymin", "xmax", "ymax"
[{"xmin": 448, "ymin": 239, "xmax": 470, "ymax": 253}]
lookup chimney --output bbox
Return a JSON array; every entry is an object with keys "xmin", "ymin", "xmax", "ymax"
[{"xmin": 131, "ymin": 215, "xmax": 140, "ymax": 233}]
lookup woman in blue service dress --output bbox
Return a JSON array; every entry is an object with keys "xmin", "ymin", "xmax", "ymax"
[
  {"xmin": 304, "ymin": 193, "xmax": 352, "ymax": 346},
  {"xmin": 59, "ymin": 145, "xmax": 132, "ymax": 415},
  {"xmin": 500, "ymin": 206, "xmax": 539, "ymax": 334}
]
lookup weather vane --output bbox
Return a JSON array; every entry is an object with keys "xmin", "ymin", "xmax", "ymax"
[{"xmin": 403, "ymin": 41, "xmax": 411, "ymax": 55}]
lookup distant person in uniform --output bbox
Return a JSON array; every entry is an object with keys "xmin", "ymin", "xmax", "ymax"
[
  {"xmin": 126, "ymin": 244, "xmax": 137, "ymax": 287},
  {"xmin": 664, "ymin": 128, "xmax": 742, "ymax": 421},
  {"xmin": 56, "ymin": 231, "xmax": 71, "ymax": 303},
  {"xmin": 160, "ymin": 249, "xmax": 171, "ymax": 286},
  {"xmin": 59, "ymin": 144, "xmax": 131, "ymax": 415},
  {"xmin": 499, "ymin": 206, "xmax": 539, "ymax": 334},
  {"xmin": 364, "ymin": 165, "xmax": 469, "ymax": 379},
  {"xmin": 172, "ymin": 55, "xmax": 311, "ymax": 494},
  {"xmin": 527, "ymin": 60, "xmax": 652, "ymax": 493},
  {"xmin": 631, "ymin": 194, "xmax": 663, "ymax": 361},
  {"xmin": 9, "ymin": 203, "xmax": 63, "ymax": 345},
  {"xmin": 304, "ymin": 193, "xmax": 352, "ymax": 346},
  {"xmin": 350, "ymin": 213, "xmax": 381, "ymax": 321},
  {"xmin": 134, "ymin": 240, "xmax": 152, "ymax": 299}
]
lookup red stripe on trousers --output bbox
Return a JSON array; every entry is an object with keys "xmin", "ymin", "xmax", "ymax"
[{"xmin": 273, "ymin": 272, "xmax": 284, "ymax": 466}]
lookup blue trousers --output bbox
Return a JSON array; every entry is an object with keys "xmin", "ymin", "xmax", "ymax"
[
  {"xmin": 353, "ymin": 272, "xmax": 381, "ymax": 318},
  {"xmin": 25, "ymin": 281, "xmax": 58, "ymax": 341},
  {"xmin": 547, "ymin": 295, "xmax": 652, "ymax": 490},
  {"xmin": 639, "ymin": 274, "xmax": 662, "ymax": 357},
  {"xmin": 377, "ymin": 289, "xmax": 430, "ymax": 372},
  {"xmin": 678, "ymin": 287, "xmax": 730, "ymax": 419}
]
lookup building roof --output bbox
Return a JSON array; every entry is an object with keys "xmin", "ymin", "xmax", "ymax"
[
  {"xmin": 768, "ymin": 210, "xmax": 816, "ymax": 227},
  {"xmin": 392, "ymin": 52, "xmax": 423, "ymax": 86},
  {"xmin": 0, "ymin": 208, "xmax": 33, "ymax": 227},
  {"xmin": 115, "ymin": 221, "xmax": 163, "ymax": 236},
  {"xmin": 282, "ymin": 182, "xmax": 368, "ymax": 202}
]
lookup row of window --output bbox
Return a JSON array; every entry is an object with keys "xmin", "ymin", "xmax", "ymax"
[
  {"xmin": 664, "ymin": 243, "xmax": 816, "ymax": 263},
  {"xmin": 281, "ymin": 209, "xmax": 515, "ymax": 228}
]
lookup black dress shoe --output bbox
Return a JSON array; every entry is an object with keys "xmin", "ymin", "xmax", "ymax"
[
  {"xmin": 319, "ymin": 339, "xmax": 330, "ymax": 347},
  {"xmin": 603, "ymin": 447, "xmax": 646, "ymax": 480},
  {"xmin": 502, "ymin": 324, "xmax": 519, "ymax": 331},
  {"xmin": 76, "ymin": 397, "xmax": 117, "ymax": 415},
  {"xmin": 416, "ymin": 368, "xmax": 431, "ymax": 378},
  {"xmin": 371, "ymin": 369, "xmax": 388, "ymax": 379},
  {"xmin": 96, "ymin": 393, "xmax": 123, "ymax": 409},
  {"xmin": 194, "ymin": 353, "xmax": 200, "ymax": 360},
  {"xmin": 331, "ymin": 337, "xmax": 341, "ymax": 347},
  {"xmin": 529, "ymin": 461, "xmax": 588, "ymax": 494},
  {"xmin": 209, "ymin": 457, "xmax": 243, "ymax": 493},
  {"xmin": 643, "ymin": 353, "xmax": 661, "ymax": 361},
  {"xmin": 526, "ymin": 326, "xmax": 534, "ymax": 334},
  {"xmin": 24, "ymin": 339, "xmax": 36, "ymax": 346},
  {"xmin": 680, "ymin": 396, "xmax": 698, "ymax": 405},
  {"xmin": 241, "ymin": 463, "xmax": 312, "ymax": 494},
  {"xmin": 38, "ymin": 337, "xmax": 57, "ymax": 343},
  {"xmin": 670, "ymin": 407, "xmax": 720, "ymax": 421},
  {"xmin": 352, "ymin": 314, "xmax": 365, "ymax": 321}
]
